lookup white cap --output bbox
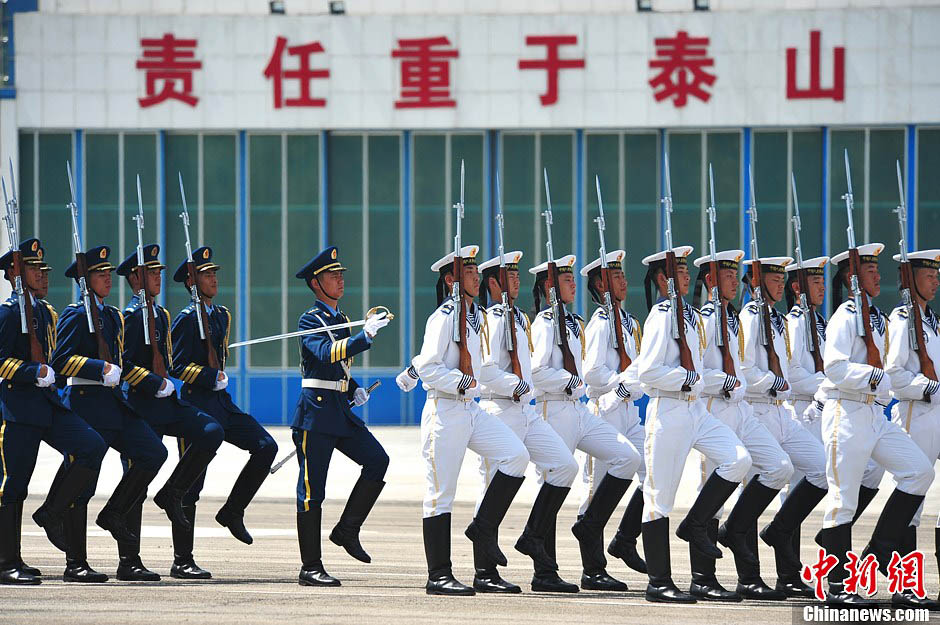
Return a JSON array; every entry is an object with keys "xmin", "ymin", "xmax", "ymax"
[
  {"xmin": 478, "ymin": 251, "xmax": 523, "ymax": 271},
  {"xmin": 692, "ymin": 249, "xmax": 745, "ymax": 269},
  {"xmin": 742, "ymin": 257, "xmax": 795, "ymax": 272},
  {"xmin": 785, "ymin": 256, "xmax": 829, "ymax": 273},
  {"xmin": 430, "ymin": 245, "xmax": 480, "ymax": 272},
  {"xmin": 528, "ymin": 254, "xmax": 577, "ymax": 275},
  {"xmin": 579, "ymin": 250, "xmax": 626, "ymax": 276},
  {"xmin": 830, "ymin": 243, "xmax": 885, "ymax": 266},
  {"xmin": 891, "ymin": 249, "xmax": 940, "ymax": 266},
  {"xmin": 641, "ymin": 246, "xmax": 694, "ymax": 266}
]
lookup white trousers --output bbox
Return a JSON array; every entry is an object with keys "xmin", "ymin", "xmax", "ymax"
[
  {"xmin": 821, "ymin": 398, "xmax": 935, "ymax": 528},
  {"xmin": 642, "ymin": 397, "xmax": 751, "ymax": 522},
  {"xmin": 578, "ymin": 399, "xmax": 647, "ymax": 516},
  {"xmin": 892, "ymin": 400, "xmax": 940, "ymax": 527},
  {"xmin": 750, "ymin": 401, "xmax": 828, "ymax": 490},
  {"xmin": 476, "ymin": 398, "xmax": 579, "ymax": 508},
  {"xmin": 538, "ymin": 399, "xmax": 642, "ymax": 487},
  {"xmin": 699, "ymin": 397, "xmax": 793, "ymax": 492},
  {"xmin": 421, "ymin": 397, "xmax": 530, "ymax": 518}
]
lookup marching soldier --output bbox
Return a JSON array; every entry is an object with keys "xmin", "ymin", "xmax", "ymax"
[
  {"xmin": 885, "ymin": 249, "xmax": 940, "ymax": 609},
  {"xmin": 0, "ymin": 239, "xmax": 107, "ymax": 585},
  {"xmin": 579, "ymin": 250, "xmax": 649, "ymax": 577},
  {"xmin": 733, "ymin": 255, "xmax": 828, "ymax": 598},
  {"xmin": 414, "ymin": 245, "xmax": 530, "ymax": 596},
  {"xmin": 690, "ymin": 250, "xmax": 795, "ymax": 601},
  {"xmin": 42, "ymin": 245, "xmax": 168, "ymax": 582},
  {"xmin": 815, "ymin": 243, "xmax": 934, "ymax": 605},
  {"xmin": 635, "ymin": 246, "xmax": 752, "ymax": 604},
  {"xmin": 527, "ymin": 254, "xmax": 642, "ymax": 592},
  {"xmin": 170, "ymin": 247, "xmax": 278, "ymax": 546},
  {"xmin": 475, "ymin": 251, "xmax": 580, "ymax": 593},
  {"xmin": 292, "ymin": 246, "xmax": 390, "ymax": 587},
  {"xmin": 116, "ymin": 244, "xmax": 224, "ymax": 580}
]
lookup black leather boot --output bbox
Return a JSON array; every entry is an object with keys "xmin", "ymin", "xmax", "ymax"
[
  {"xmin": 851, "ymin": 486, "xmax": 878, "ymax": 524},
  {"xmin": 676, "ymin": 471, "xmax": 739, "ymax": 559},
  {"xmin": 717, "ymin": 476, "xmax": 780, "ymax": 570},
  {"xmin": 759, "ymin": 477, "xmax": 826, "ymax": 595},
  {"xmin": 424, "ymin": 513, "xmax": 474, "ymax": 595},
  {"xmin": 472, "ymin": 529, "xmax": 521, "ymax": 593},
  {"xmin": 515, "ymin": 482, "xmax": 569, "ymax": 573},
  {"xmin": 170, "ymin": 505, "xmax": 212, "ymax": 579},
  {"xmin": 154, "ymin": 449, "xmax": 216, "ymax": 529},
  {"xmin": 816, "ymin": 524, "xmax": 875, "ymax": 606},
  {"xmin": 572, "ymin": 475, "xmax": 630, "ymax": 590},
  {"xmin": 644, "ymin": 517, "xmax": 696, "ymax": 603},
  {"xmin": 0, "ymin": 503, "xmax": 40, "ymax": 585},
  {"xmin": 608, "ymin": 488, "xmax": 647, "ymax": 574},
  {"xmin": 689, "ymin": 519, "xmax": 740, "ymax": 602},
  {"xmin": 33, "ymin": 464, "xmax": 99, "ymax": 553},
  {"xmin": 465, "ymin": 471, "xmax": 524, "ymax": 568},
  {"xmin": 328, "ymin": 477, "xmax": 385, "ymax": 562},
  {"xmin": 97, "ymin": 466, "xmax": 159, "ymax": 543},
  {"xmin": 863, "ymin": 489, "xmax": 926, "ymax": 575},
  {"xmin": 63, "ymin": 505, "xmax": 108, "ymax": 583},
  {"xmin": 216, "ymin": 448, "xmax": 275, "ymax": 545},
  {"xmin": 297, "ymin": 507, "xmax": 340, "ymax": 586},
  {"xmin": 115, "ymin": 497, "xmax": 160, "ymax": 581},
  {"xmin": 13, "ymin": 503, "xmax": 40, "ymax": 577}
]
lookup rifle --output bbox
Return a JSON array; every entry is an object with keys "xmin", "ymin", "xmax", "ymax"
[
  {"xmin": 706, "ymin": 164, "xmax": 735, "ymax": 391},
  {"xmin": 594, "ymin": 175, "xmax": 630, "ymax": 372},
  {"xmin": 661, "ymin": 153, "xmax": 694, "ymax": 390},
  {"xmin": 894, "ymin": 159, "xmax": 936, "ymax": 386},
  {"xmin": 1, "ymin": 161, "xmax": 43, "ymax": 363},
  {"xmin": 494, "ymin": 171, "xmax": 524, "ymax": 401},
  {"xmin": 841, "ymin": 150, "xmax": 882, "ymax": 387},
  {"xmin": 790, "ymin": 173, "xmax": 823, "ymax": 373},
  {"xmin": 542, "ymin": 169, "xmax": 579, "ymax": 391},
  {"xmin": 133, "ymin": 175, "xmax": 167, "ymax": 378},
  {"xmin": 67, "ymin": 161, "xmax": 112, "ymax": 362},
  {"xmin": 451, "ymin": 160, "xmax": 472, "ymax": 394},
  {"xmin": 747, "ymin": 166, "xmax": 785, "ymax": 388},
  {"xmin": 178, "ymin": 173, "xmax": 219, "ymax": 370}
]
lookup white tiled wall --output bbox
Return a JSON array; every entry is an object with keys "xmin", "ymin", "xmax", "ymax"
[{"xmin": 13, "ymin": 7, "xmax": 940, "ymax": 129}]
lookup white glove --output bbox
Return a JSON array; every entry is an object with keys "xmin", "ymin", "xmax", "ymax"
[
  {"xmin": 728, "ymin": 384, "xmax": 747, "ymax": 403},
  {"xmin": 363, "ymin": 312, "xmax": 390, "ymax": 339},
  {"xmin": 353, "ymin": 386, "xmax": 369, "ymax": 407},
  {"xmin": 35, "ymin": 365, "xmax": 55, "ymax": 388},
  {"xmin": 213, "ymin": 371, "xmax": 229, "ymax": 391},
  {"xmin": 155, "ymin": 378, "xmax": 174, "ymax": 398},
  {"xmin": 598, "ymin": 389, "xmax": 621, "ymax": 413},
  {"xmin": 396, "ymin": 367, "xmax": 418, "ymax": 392},
  {"xmin": 102, "ymin": 364, "xmax": 122, "ymax": 387}
]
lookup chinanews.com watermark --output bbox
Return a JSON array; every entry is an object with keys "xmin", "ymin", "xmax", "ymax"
[{"xmin": 796, "ymin": 605, "xmax": 931, "ymax": 623}]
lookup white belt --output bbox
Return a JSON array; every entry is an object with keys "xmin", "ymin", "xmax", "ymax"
[
  {"xmin": 67, "ymin": 377, "xmax": 103, "ymax": 386},
  {"xmin": 302, "ymin": 378, "xmax": 348, "ymax": 392},
  {"xmin": 538, "ymin": 393, "xmax": 578, "ymax": 402},
  {"xmin": 826, "ymin": 391, "xmax": 886, "ymax": 407},
  {"xmin": 648, "ymin": 390, "xmax": 698, "ymax": 402},
  {"xmin": 748, "ymin": 396, "xmax": 785, "ymax": 406},
  {"xmin": 427, "ymin": 390, "xmax": 473, "ymax": 402},
  {"xmin": 480, "ymin": 394, "xmax": 516, "ymax": 402}
]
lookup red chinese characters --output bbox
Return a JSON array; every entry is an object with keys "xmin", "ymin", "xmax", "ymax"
[
  {"xmin": 786, "ymin": 30, "xmax": 845, "ymax": 101},
  {"xmin": 136, "ymin": 33, "xmax": 202, "ymax": 108},
  {"xmin": 518, "ymin": 35, "xmax": 585, "ymax": 106},
  {"xmin": 392, "ymin": 36, "xmax": 459, "ymax": 109},
  {"xmin": 264, "ymin": 36, "xmax": 331, "ymax": 109},
  {"xmin": 844, "ymin": 551, "xmax": 879, "ymax": 598},
  {"xmin": 648, "ymin": 31, "xmax": 716, "ymax": 107},
  {"xmin": 802, "ymin": 547, "xmax": 839, "ymax": 601},
  {"xmin": 887, "ymin": 551, "xmax": 927, "ymax": 599}
]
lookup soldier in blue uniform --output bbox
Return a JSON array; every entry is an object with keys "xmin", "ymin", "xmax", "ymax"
[
  {"xmin": 292, "ymin": 246, "xmax": 391, "ymax": 587},
  {"xmin": 170, "ymin": 246, "xmax": 277, "ymax": 546},
  {"xmin": 39, "ymin": 245, "xmax": 168, "ymax": 583},
  {"xmin": 0, "ymin": 239, "xmax": 107, "ymax": 585},
  {"xmin": 116, "ymin": 244, "xmax": 224, "ymax": 580}
]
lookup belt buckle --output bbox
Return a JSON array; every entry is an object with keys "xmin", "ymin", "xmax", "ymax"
[
  {"xmin": 340, "ymin": 380, "xmax": 348, "ymax": 393},
  {"xmin": 866, "ymin": 395, "xmax": 874, "ymax": 405},
  {"xmin": 686, "ymin": 394, "xmax": 697, "ymax": 402}
]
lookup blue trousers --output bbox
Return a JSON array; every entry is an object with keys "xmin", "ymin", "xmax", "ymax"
[{"xmin": 292, "ymin": 426, "xmax": 389, "ymax": 512}]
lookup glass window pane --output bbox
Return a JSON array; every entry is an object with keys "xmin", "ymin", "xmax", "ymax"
[
  {"xmin": 412, "ymin": 134, "xmax": 447, "ymax": 355},
  {"xmin": 706, "ymin": 131, "xmax": 741, "ymax": 254},
  {"xmin": 791, "ymin": 130, "xmax": 824, "ymax": 261},
  {"xmin": 37, "ymin": 133, "xmax": 73, "ymax": 310},
  {"xmin": 17, "ymin": 133, "xmax": 35, "ymax": 249},
  {"xmin": 584, "ymin": 133, "xmax": 619, "ymax": 314},
  {"xmin": 666, "ymin": 132, "xmax": 702, "ymax": 258},
  {"xmin": 248, "ymin": 134, "xmax": 282, "ymax": 367},
  {"xmin": 868, "ymin": 129, "xmax": 905, "ymax": 312},
  {"xmin": 203, "ymin": 134, "xmax": 238, "ymax": 366},
  {"xmin": 164, "ymin": 134, "xmax": 199, "ymax": 322},
  {"xmin": 917, "ymin": 128, "xmax": 940, "ymax": 250},
  {"xmin": 624, "ymin": 133, "xmax": 659, "ymax": 316},
  {"xmin": 539, "ymin": 133, "xmax": 574, "ymax": 261},
  {"xmin": 366, "ymin": 134, "xmax": 400, "ymax": 368},
  {"xmin": 287, "ymin": 134, "xmax": 320, "ymax": 368},
  {"xmin": 122, "ymin": 134, "xmax": 157, "ymax": 309},
  {"xmin": 329, "ymin": 134, "xmax": 364, "ymax": 344},
  {"xmin": 451, "ymin": 133, "xmax": 485, "ymax": 256},
  {"xmin": 828, "ymin": 130, "xmax": 866, "ymax": 300},
  {"xmin": 500, "ymin": 133, "xmax": 537, "ymax": 315},
  {"xmin": 752, "ymin": 130, "xmax": 790, "ymax": 266}
]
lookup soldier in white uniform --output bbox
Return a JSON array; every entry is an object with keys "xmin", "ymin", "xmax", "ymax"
[
  {"xmin": 885, "ymin": 249, "xmax": 940, "ymax": 609},
  {"xmin": 736, "ymin": 256, "xmax": 828, "ymax": 597},
  {"xmin": 757, "ymin": 256, "xmax": 830, "ymax": 599},
  {"xmin": 689, "ymin": 250, "xmax": 795, "ymax": 601},
  {"xmin": 815, "ymin": 243, "xmax": 934, "ymax": 606},
  {"xmin": 527, "ymin": 254, "xmax": 642, "ymax": 592},
  {"xmin": 413, "ymin": 245, "xmax": 531, "ymax": 596},
  {"xmin": 473, "ymin": 250, "xmax": 580, "ymax": 594},
  {"xmin": 579, "ymin": 250, "xmax": 649, "ymax": 578},
  {"xmin": 635, "ymin": 246, "xmax": 751, "ymax": 604}
]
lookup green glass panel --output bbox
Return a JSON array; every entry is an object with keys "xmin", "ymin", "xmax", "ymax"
[
  {"xmin": 868, "ymin": 129, "xmax": 905, "ymax": 312},
  {"xmin": 791, "ymin": 131, "xmax": 824, "ymax": 261},
  {"xmin": 37, "ymin": 133, "xmax": 73, "ymax": 310},
  {"xmin": 624, "ymin": 133, "xmax": 659, "ymax": 316},
  {"xmin": 584, "ymin": 133, "xmax": 620, "ymax": 314},
  {"xmin": 412, "ymin": 134, "xmax": 447, "ymax": 355},
  {"xmin": 918, "ymin": 129, "xmax": 940, "ymax": 251},
  {"xmin": 248, "ymin": 134, "xmax": 282, "ymax": 367},
  {"xmin": 500, "ymin": 133, "xmax": 537, "ymax": 315},
  {"xmin": 706, "ymin": 132, "xmax": 741, "ymax": 254},
  {"xmin": 121, "ymin": 134, "xmax": 157, "ymax": 310},
  {"xmin": 666, "ymin": 132, "xmax": 702, "ymax": 258},
  {"xmin": 328, "ymin": 134, "xmax": 364, "ymax": 346},
  {"xmin": 286, "ymin": 134, "xmax": 320, "ymax": 368},
  {"xmin": 164, "ymin": 134, "xmax": 198, "ymax": 322},
  {"xmin": 366, "ymin": 134, "xmax": 400, "ymax": 367},
  {"xmin": 203, "ymin": 134, "xmax": 238, "ymax": 366}
]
